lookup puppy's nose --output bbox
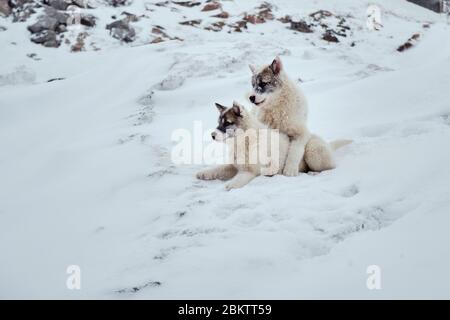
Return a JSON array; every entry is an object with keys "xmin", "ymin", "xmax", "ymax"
[
  {"xmin": 211, "ymin": 132, "xmax": 216, "ymax": 140},
  {"xmin": 249, "ymin": 95, "xmax": 256, "ymax": 103}
]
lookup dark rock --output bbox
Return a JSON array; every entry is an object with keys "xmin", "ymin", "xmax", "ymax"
[
  {"xmin": 172, "ymin": 1, "xmax": 201, "ymax": 7},
  {"xmin": 0, "ymin": 25, "xmax": 7, "ymax": 31},
  {"xmin": 47, "ymin": 77, "xmax": 65, "ymax": 82},
  {"xmin": 397, "ymin": 33, "xmax": 420, "ymax": 52},
  {"xmin": 277, "ymin": 15, "xmax": 291, "ymax": 23},
  {"xmin": 80, "ymin": 14, "xmax": 96, "ymax": 27},
  {"xmin": 27, "ymin": 16, "xmax": 59, "ymax": 33},
  {"xmin": 44, "ymin": 6, "xmax": 69, "ymax": 24},
  {"xmin": 72, "ymin": 0, "xmax": 95, "ymax": 9},
  {"xmin": 30, "ymin": 30, "xmax": 60, "ymax": 47},
  {"xmin": 27, "ymin": 53, "xmax": 41, "ymax": 60},
  {"xmin": 230, "ymin": 20, "xmax": 247, "ymax": 32},
  {"xmin": 56, "ymin": 23, "xmax": 66, "ymax": 33},
  {"xmin": 151, "ymin": 26, "xmax": 168, "ymax": 37},
  {"xmin": 154, "ymin": 1, "xmax": 169, "ymax": 7},
  {"xmin": 211, "ymin": 11, "xmax": 229, "ymax": 19},
  {"xmin": 310, "ymin": 10, "xmax": 333, "ymax": 21},
  {"xmin": 106, "ymin": 19, "xmax": 135, "ymax": 42},
  {"xmin": 179, "ymin": 19, "xmax": 201, "ymax": 26},
  {"xmin": 121, "ymin": 11, "xmax": 138, "ymax": 22},
  {"xmin": 204, "ymin": 21, "xmax": 224, "ymax": 32},
  {"xmin": 322, "ymin": 31, "xmax": 339, "ymax": 43},
  {"xmin": 290, "ymin": 20, "xmax": 313, "ymax": 33},
  {"xmin": 106, "ymin": 0, "xmax": 131, "ymax": 7},
  {"xmin": 0, "ymin": 0, "xmax": 11, "ymax": 17},
  {"xmin": 44, "ymin": 0, "xmax": 70, "ymax": 11}
]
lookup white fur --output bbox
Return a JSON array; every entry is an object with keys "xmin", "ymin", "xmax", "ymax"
[
  {"xmin": 250, "ymin": 57, "xmax": 348, "ymax": 175},
  {"xmin": 197, "ymin": 104, "xmax": 290, "ymax": 190}
]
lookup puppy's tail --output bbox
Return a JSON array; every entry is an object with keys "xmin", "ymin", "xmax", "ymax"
[{"xmin": 330, "ymin": 139, "xmax": 353, "ymax": 151}]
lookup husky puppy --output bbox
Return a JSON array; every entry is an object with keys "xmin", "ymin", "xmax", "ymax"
[
  {"xmin": 249, "ymin": 56, "xmax": 350, "ymax": 175},
  {"xmin": 196, "ymin": 101, "xmax": 290, "ymax": 190}
]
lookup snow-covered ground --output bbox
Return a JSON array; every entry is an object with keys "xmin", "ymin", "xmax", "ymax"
[{"xmin": 1, "ymin": 0, "xmax": 450, "ymax": 299}]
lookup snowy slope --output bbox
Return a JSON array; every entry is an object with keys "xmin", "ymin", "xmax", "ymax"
[{"xmin": 1, "ymin": 0, "xmax": 450, "ymax": 299}]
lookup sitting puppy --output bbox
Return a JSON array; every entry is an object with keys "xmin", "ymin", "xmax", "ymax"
[{"xmin": 196, "ymin": 101, "xmax": 290, "ymax": 190}]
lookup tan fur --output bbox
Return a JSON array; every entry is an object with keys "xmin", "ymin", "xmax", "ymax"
[
  {"xmin": 197, "ymin": 103, "xmax": 290, "ymax": 190},
  {"xmin": 251, "ymin": 57, "xmax": 347, "ymax": 175}
]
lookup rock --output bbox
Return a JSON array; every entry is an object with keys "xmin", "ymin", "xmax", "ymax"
[
  {"xmin": 56, "ymin": 23, "xmax": 66, "ymax": 33},
  {"xmin": 243, "ymin": 14, "xmax": 265, "ymax": 24},
  {"xmin": 0, "ymin": 25, "xmax": 6, "ymax": 31},
  {"xmin": 201, "ymin": 2, "xmax": 220, "ymax": 11},
  {"xmin": 71, "ymin": 32, "xmax": 87, "ymax": 51},
  {"xmin": 11, "ymin": 0, "xmax": 36, "ymax": 22},
  {"xmin": 80, "ymin": 14, "xmax": 96, "ymax": 27},
  {"xmin": 172, "ymin": 1, "xmax": 201, "ymax": 7},
  {"xmin": 258, "ymin": 8, "xmax": 274, "ymax": 20},
  {"xmin": 150, "ymin": 36, "xmax": 164, "ymax": 44},
  {"xmin": 204, "ymin": 21, "xmax": 224, "ymax": 32},
  {"xmin": 44, "ymin": 6, "xmax": 70, "ymax": 24},
  {"xmin": 28, "ymin": 16, "xmax": 59, "ymax": 34},
  {"xmin": 322, "ymin": 31, "xmax": 339, "ymax": 43},
  {"xmin": 106, "ymin": 19, "xmax": 135, "ymax": 42},
  {"xmin": 154, "ymin": 1, "xmax": 169, "ymax": 7},
  {"xmin": 30, "ymin": 30, "xmax": 60, "ymax": 47},
  {"xmin": 47, "ymin": 77, "xmax": 65, "ymax": 82},
  {"xmin": 230, "ymin": 20, "xmax": 247, "ymax": 32},
  {"xmin": 44, "ymin": 0, "xmax": 70, "ymax": 11},
  {"xmin": 278, "ymin": 15, "xmax": 291, "ymax": 24},
  {"xmin": 397, "ymin": 33, "xmax": 420, "ymax": 52},
  {"xmin": 72, "ymin": 0, "xmax": 95, "ymax": 9},
  {"xmin": 106, "ymin": 0, "xmax": 131, "ymax": 7},
  {"xmin": 211, "ymin": 11, "xmax": 229, "ymax": 19},
  {"xmin": 121, "ymin": 11, "xmax": 139, "ymax": 22},
  {"xmin": 179, "ymin": 19, "xmax": 201, "ymax": 26},
  {"xmin": 151, "ymin": 26, "xmax": 168, "ymax": 37},
  {"xmin": 0, "ymin": 0, "xmax": 11, "ymax": 17},
  {"xmin": 310, "ymin": 10, "xmax": 333, "ymax": 21},
  {"xmin": 26, "ymin": 53, "xmax": 41, "ymax": 60},
  {"xmin": 290, "ymin": 20, "xmax": 313, "ymax": 33}
]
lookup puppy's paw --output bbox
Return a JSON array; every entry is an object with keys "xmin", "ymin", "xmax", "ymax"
[
  {"xmin": 225, "ymin": 181, "xmax": 242, "ymax": 191},
  {"xmin": 196, "ymin": 170, "xmax": 216, "ymax": 180},
  {"xmin": 283, "ymin": 164, "xmax": 299, "ymax": 177}
]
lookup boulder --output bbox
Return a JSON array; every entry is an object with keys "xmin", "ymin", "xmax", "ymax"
[
  {"xmin": 290, "ymin": 20, "xmax": 313, "ymax": 33},
  {"xmin": 0, "ymin": 0, "xmax": 11, "ymax": 17},
  {"xmin": 106, "ymin": 19, "xmax": 135, "ymax": 42},
  {"xmin": 72, "ymin": 0, "xmax": 95, "ymax": 9},
  {"xmin": 45, "ymin": 0, "xmax": 70, "ymax": 11},
  {"xmin": 106, "ymin": 0, "xmax": 131, "ymax": 7},
  {"xmin": 10, "ymin": 0, "xmax": 36, "ymax": 22},
  {"xmin": 201, "ymin": 2, "xmax": 220, "ymax": 11},
  {"xmin": 80, "ymin": 14, "xmax": 96, "ymax": 27},
  {"xmin": 44, "ymin": 6, "xmax": 70, "ymax": 24},
  {"xmin": 30, "ymin": 30, "xmax": 60, "ymax": 47},
  {"xmin": 27, "ymin": 16, "xmax": 59, "ymax": 33}
]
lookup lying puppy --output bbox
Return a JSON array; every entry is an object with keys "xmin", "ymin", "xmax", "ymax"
[{"xmin": 196, "ymin": 101, "xmax": 290, "ymax": 190}]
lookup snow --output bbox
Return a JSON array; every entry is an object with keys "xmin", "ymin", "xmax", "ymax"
[{"xmin": 1, "ymin": 0, "xmax": 450, "ymax": 299}]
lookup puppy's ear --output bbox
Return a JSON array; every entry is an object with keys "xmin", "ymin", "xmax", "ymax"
[
  {"xmin": 232, "ymin": 101, "xmax": 243, "ymax": 117},
  {"xmin": 249, "ymin": 64, "xmax": 257, "ymax": 74},
  {"xmin": 270, "ymin": 56, "xmax": 282, "ymax": 75},
  {"xmin": 215, "ymin": 103, "xmax": 226, "ymax": 113}
]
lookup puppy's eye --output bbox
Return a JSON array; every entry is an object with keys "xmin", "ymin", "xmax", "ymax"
[{"xmin": 225, "ymin": 120, "xmax": 234, "ymax": 125}]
